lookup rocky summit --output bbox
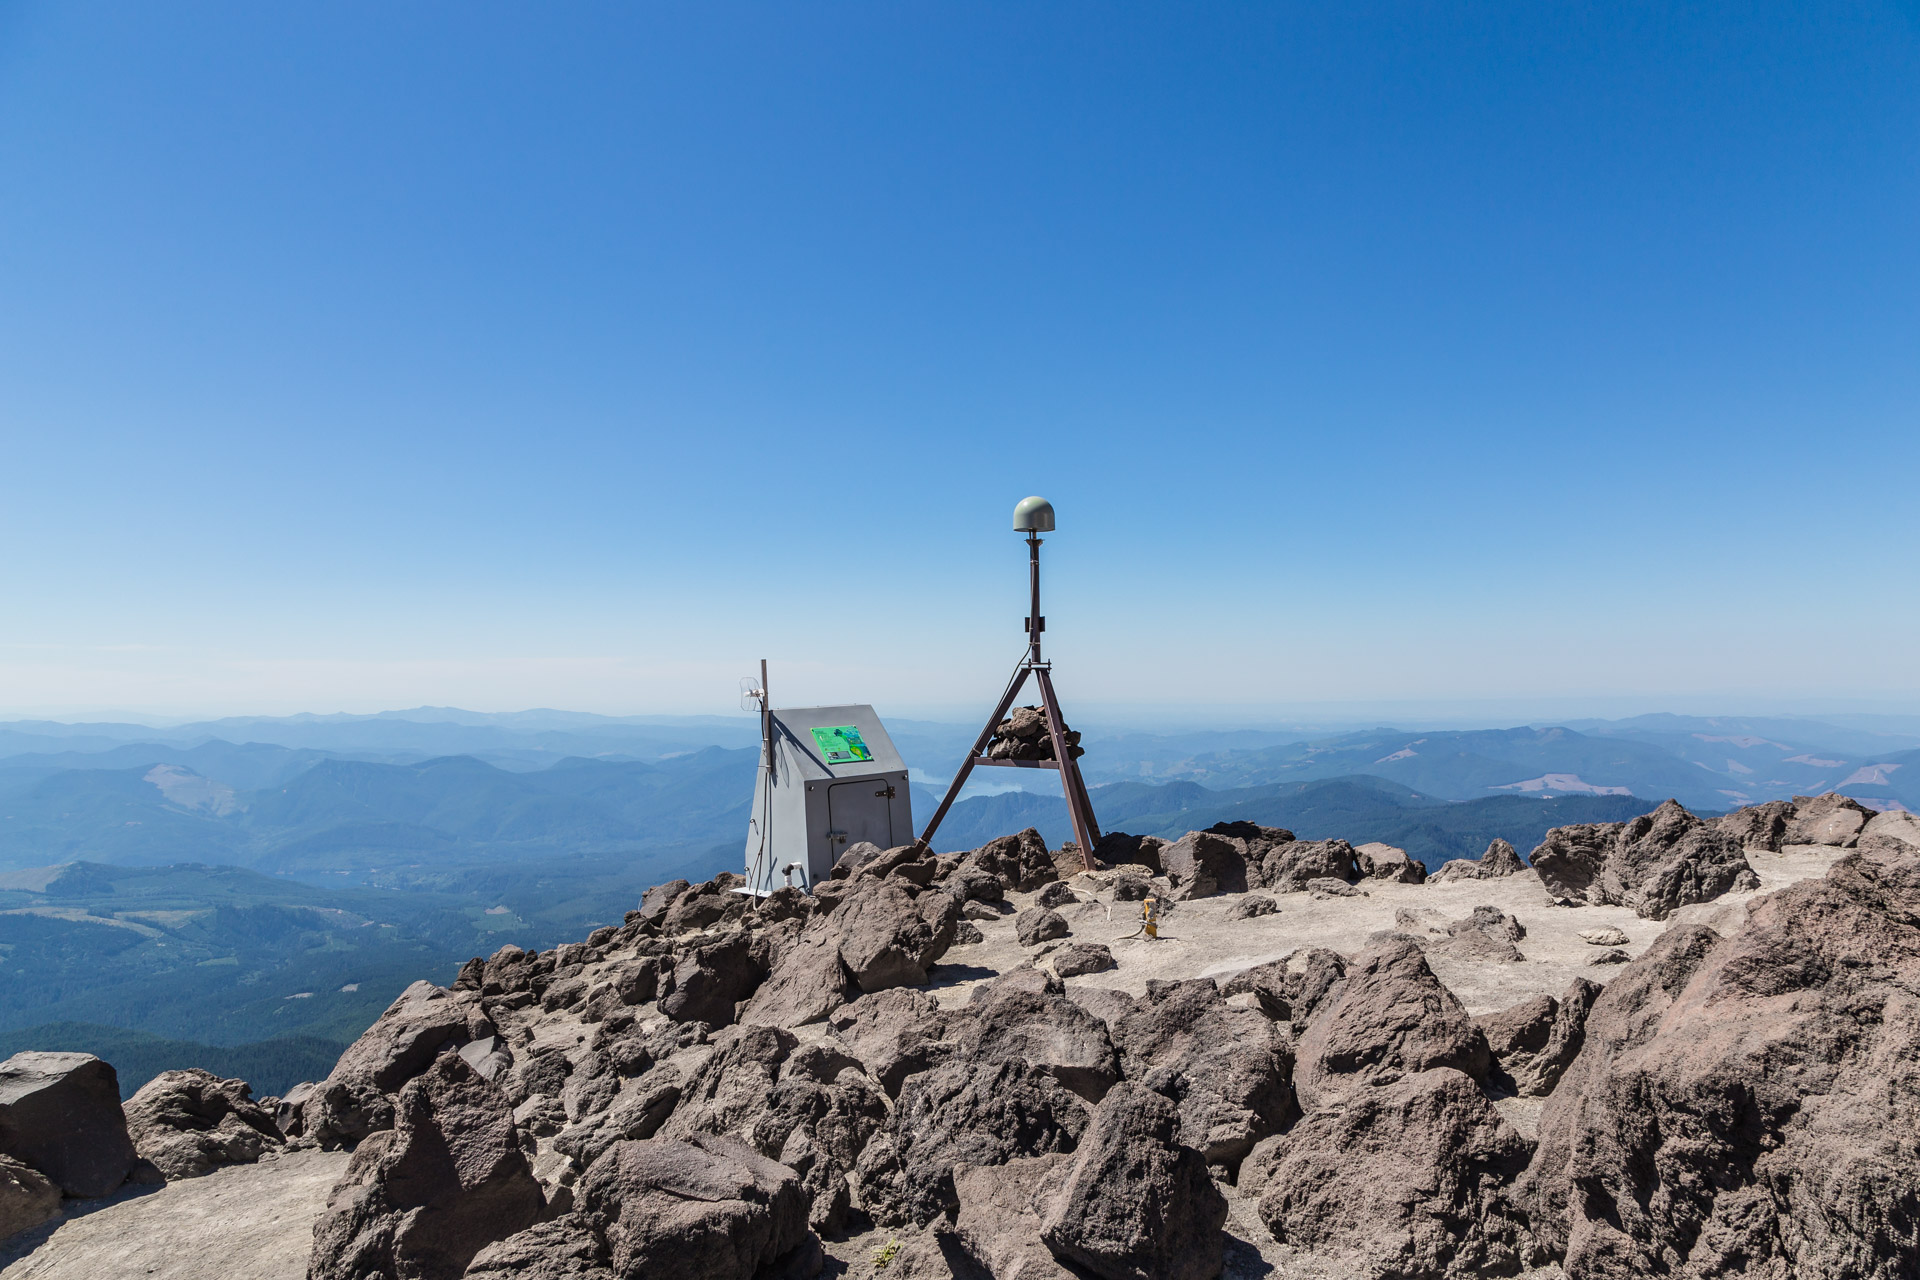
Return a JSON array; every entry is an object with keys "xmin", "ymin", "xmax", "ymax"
[{"xmin": 0, "ymin": 792, "xmax": 1916, "ymax": 1280}]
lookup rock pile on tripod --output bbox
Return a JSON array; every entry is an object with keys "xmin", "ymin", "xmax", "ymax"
[{"xmin": 985, "ymin": 705, "xmax": 1083, "ymax": 762}]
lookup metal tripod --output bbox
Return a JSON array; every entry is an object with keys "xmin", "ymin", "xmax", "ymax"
[{"xmin": 919, "ymin": 530, "xmax": 1102, "ymax": 870}]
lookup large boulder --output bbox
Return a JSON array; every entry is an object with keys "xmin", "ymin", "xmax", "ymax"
[
  {"xmin": 1258, "ymin": 838, "xmax": 1361, "ymax": 891},
  {"xmin": 1434, "ymin": 837, "xmax": 1527, "ymax": 882},
  {"xmin": 1521, "ymin": 837, "xmax": 1920, "ymax": 1279},
  {"xmin": 0, "ymin": 1051, "xmax": 137, "ymax": 1198},
  {"xmin": 1864, "ymin": 807, "xmax": 1920, "ymax": 849},
  {"xmin": 1158, "ymin": 832, "xmax": 1251, "ymax": 899},
  {"xmin": 1713, "ymin": 800, "xmax": 1796, "ymax": 852},
  {"xmin": 1292, "ymin": 935, "xmax": 1489, "ymax": 1110},
  {"xmin": 747, "ymin": 1045, "xmax": 888, "ymax": 1231},
  {"xmin": 572, "ymin": 1133, "xmax": 811, "ymax": 1280},
  {"xmin": 737, "ymin": 929, "xmax": 856, "ymax": 1029},
  {"xmin": 826, "ymin": 988, "xmax": 957, "ymax": 1098},
  {"xmin": 304, "ymin": 980, "xmax": 474, "ymax": 1147},
  {"xmin": 309, "ymin": 1053, "xmax": 546, "ymax": 1280},
  {"xmin": 658, "ymin": 1025, "xmax": 796, "ymax": 1143},
  {"xmin": 1039, "ymin": 1082, "xmax": 1227, "ymax": 1280},
  {"xmin": 1354, "ymin": 842, "xmax": 1428, "ymax": 884},
  {"xmin": 122, "ymin": 1068, "xmax": 283, "ymax": 1180},
  {"xmin": 1253, "ymin": 1068, "xmax": 1535, "ymax": 1280},
  {"xmin": 852, "ymin": 1057, "xmax": 1089, "ymax": 1227},
  {"xmin": 1786, "ymin": 792, "xmax": 1875, "ymax": 847},
  {"xmin": 950, "ymin": 1154, "xmax": 1079, "ymax": 1280},
  {"xmin": 1110, "ymin": 979, "xmax": 1294, "ymax": 1166},
  {"xmin": 959, "ymin": 981, "xmax": 1120, "ymax": 1102},
  {"xmin": 1016, "ymin": 906, "xmax": 1071, "ymax": 946},
  {"xmin": 962, "ymin": 828, "xmax": 1059, "ymax": 893},
  {"xmin": 1473, "ymin": 977, "xmax": 1599, "ymax": 1098},
  {"xmin": 659, "ymin": 932, "xmax": 765, "ymax": 1027},
  {"xmin": 834, "ymin": 881, "xmax": 955, "ymax": 992},
  {"xmin": 1529, "ymin": 799, "xmax": 1759, "ymax": 920}
]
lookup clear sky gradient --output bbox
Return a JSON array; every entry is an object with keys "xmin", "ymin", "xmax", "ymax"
[{"xmin": 2, "ymin": 3, "xmax": 1916, "ymax": 720}]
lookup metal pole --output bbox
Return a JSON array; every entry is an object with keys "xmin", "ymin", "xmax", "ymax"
[
  {"xmin": 918, "ymin": 661, "xmax": 1031, "ymax": 846},
  {"xmin": 1027, "ymin": 532, "xmax": 1043, "ymax": 663},
  {"xmin": 1035, "ymin": 666, "xmax": 1097, "ymax": 871}
]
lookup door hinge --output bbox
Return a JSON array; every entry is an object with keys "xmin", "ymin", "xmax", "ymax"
[{"xmin": 875, "ymin": 785, "xmax": 896, "ymax": 799}]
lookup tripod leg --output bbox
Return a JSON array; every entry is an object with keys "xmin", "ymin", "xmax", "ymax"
[
  {"xmin": 919, "ymin": 663, "xmax": 1031, "ymax": 847},
  {"xmin": 1034, "ymin": 667, "xmax": 1098, "ymax": 871}
]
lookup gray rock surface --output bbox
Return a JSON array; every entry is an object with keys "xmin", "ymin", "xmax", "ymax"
[
  {"xmin": 1785, "ymin": 792, "xmax": 1875, "ymax": 847},
  {"xmin": 1293, "ymin": 935, "xmax": 1489, "ymax": 1109},
  {"xmin": 1522, "ymin": 837, "xmax": 1920, "ymax": 1279},
  {"xmin": 1354, "ymin": 842, "xmax": 1427, "ymax": 884},
  {"xmin": 308, "ymin": 1054, "xmax": 545, "ymax": 1280},
  {"xmin": 1253, "ymin": 1068, "xmax": 1534, "ymax": 1280},
  {"xmin": 303, "ymin": 980, "xmax": 472, "ymax": 1148},
  {"xmin": 1015, "ymin": 906, "xmax": 1070, "ymax": 946},
  {"xmin": 0, "ymin": 1052, "xmax": 136, "ymax": 1199},
  {"xmin": 0, "ymin": 1157, "xmax": 59, "ymax": 1243},
  {"xmin": 122, "ymin": 1069, "xmax": 283, "ymax": 1181},
  {"xmin": 1039, "ymin": 1082, "xmax": 1227, "ymax": 1280},
  {"xmin": 1530, "ymin": 799, "xmax": 1759, "ymax": 919}
]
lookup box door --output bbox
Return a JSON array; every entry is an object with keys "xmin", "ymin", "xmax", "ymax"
[{"xmin": 826, "ymin": 778, "xmax": 898, "ymax": 853}]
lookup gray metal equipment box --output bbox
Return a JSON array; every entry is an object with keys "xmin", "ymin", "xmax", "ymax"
[{"xmin": 743, "ymin": 704, "xmax": 914, "ymax": 895}]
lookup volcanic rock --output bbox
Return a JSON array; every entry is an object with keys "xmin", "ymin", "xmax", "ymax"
[
  {"xmin": 1292, "ymin": 935, "xmax": 1489, "ymax": 1109},
  {"xmin": 304, "ymin": 980, "xmax": 473, "ymax": 1148},
  {"xmin": 1051, "ymin": 942, "xmax": 1117, "ymax": 977},
  {"xmin": 122, "ymin": 1068, "xmax": 284, "ymax": 1180},
  {"xmin": 1159, "ymin": 832, "xmax": 1250, "ymax": 899},
  {"xmin": 0, "ymin": 1051, "xmax": 137, "ymax": 1198},
  {"xmin": 0, "ymin": 1154, "xmax": 59, "ymax": 1242},
  {"xmin": 747, "ymin": 1046, "xmax": 888, "ymax": 1231},
  {"xmin": 1578, "ymin": 926, "xmax": 1629, "ymax": 946},
  {"xmin": 950, "ymin": 1154, "xmax": 1077, "ymax": 1280},
  {"xmin": 639, "ymin": 879, "xmax": 691, "ymax": 922},
  {"xmin": 963, "ymin": 828, "xmax": 1059, "ymax": 893},
  {"xmin": 1260, "ymin": 839, "xmax": 1361, "ymax": 891},
  {"xmin": 1354, "ymin": 842, "xmax": 1428, "ymax": 884},
  {"xmin": 958, "ymin": 981, "xmax": 1120, "ymax": 1102},
  {"xmin": 1529, "ymin": 799, "xmax": 1758, "ymax": 919},
  {"xmin": 1110, "ymin": 979, "xmax": 1294, "ymax": 1166},
  {"xmin": 1252, "ymin": 1068, "xmax": 1534, "ymax": 1280},
  {"xmin": 1865, "ymin": 807, "xmax": 1920, "ymax": 849},
  {"xmin": 832, "ymin": 880, "xmax": 954, "ymax": 993},
  {"xmin": 1039, "ymin": 1082, "xmax": 1227, "ymax": 1280},
  {"xmin": 1227, "ymin": 894, "xmax": 1277, "ymax": 920},
  {"xmin": 852, "ymin": 1057, "xmax": 1089, "ymax": 1227},
  {"xmin": 1522, "ymin": 837, "xmax": 1920, "ymax": 1279},
  {"xmin": 1016, "ymin": 906, "xmax": 1071, "ymax": 946},
  {"xmin": 1474, "ymin": 977, "xmax": 1599, "ymax": 1097},
  {"xmin": 826, "ymin": 988, "xmax": 956, "ymax": 1098},
  {"xmin": 573, "ymin": 1133, "xmax": 811, "ymax": 1280},
  {"xmin": 1035, "ymin": 880, "xmax": 1079, "ymax": 909},
  {"xmin": 1713, "ymin": 800, "xmax": 1796, "ymax": 852},
  {"xmin": 1786, "ymin": 792, "xmax": 1875, "ymax": 847},
  {"xmin": 309, "ymin": 1053, "xmax": 545, "ymax": 1280}
]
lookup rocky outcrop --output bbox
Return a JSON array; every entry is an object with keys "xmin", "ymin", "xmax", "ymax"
[
  {"xmin": 1039, "ymin": 1083, "xmax": 1227, "ymax": 1280},
  {"xmin": 309, "ymin": 1053, "xmax": 545, "ymax": 1280},
  {"xmin": 123, "ymin": 1068, "xmax": 283, "ymax": 1180},
  {"xmin": 1354, "ymin": 842, "xmax": 1428, "ymax": 884},
  {"xmin": 1293, "ymin": 935, "xmax": 1489, "ymax": 1109},
  {"xmin": 959, "ymin": 980, "xmax": 1120, "ymax": 1102},
  {"xmin": 1110, "ymin": 979, "xmax": 1294, "ymax": 1166},
  {"xmin": 853, "ymin": 1057, "xmax": 1088, "ymax": 1227},
  {"xmin": 1433, "ymin": 837, "xmax": 1528, "ymax": 882},
  {"xmin": 1252, "ymin": 1068, "xmax": 1535, "ymax": 1280},
  {"xmin": 1529, "ymin": 799, "xmax": 1758, "ymax": 919},
  {"xmin": 1785, "ymin": 791, "xmax": 1875, "ymax": 847},
  {"xmin": 0, "ymin": 1051, "xmax": 137, "ymax": 1198},
  {"xmin": 304, "ymin": 980, "xmax": 475, "ymax": 1148},
  {"xmin": 1051, "ymin": 942, "xmax": 1116, "ymax": 976},
  {"xmin": 1159, "ymin": 832, "xmax": 1251, "ymax": 899},
  {"xmin": 962, "ymin": 828, "xmax": 1059, "ymax": 893},
  {"xmin": 1713, "ymin": 799, "xmax": 1796, "ymax": 852},
  {"xmin": 1473, "ymin": 977, "xmax": 1598, "ymax": 1097},
  {"xmin": 1522, "ymin": 837, "xmax": 1920, "ymax": 1279}
]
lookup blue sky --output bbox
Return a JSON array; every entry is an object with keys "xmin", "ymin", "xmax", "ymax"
[{"xmin": 2, "ymin": 2, "xmax": 1916, "ymax": 719}]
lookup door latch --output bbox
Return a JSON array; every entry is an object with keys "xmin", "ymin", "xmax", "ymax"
[{"xmin": 874, "ymin": 785, "xmax": 896, "ymax": 799}]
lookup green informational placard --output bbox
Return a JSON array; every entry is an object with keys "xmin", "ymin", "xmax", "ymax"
[{"xmin": 810, "ymin": 725, "xmax": 874, "ymax": 765}]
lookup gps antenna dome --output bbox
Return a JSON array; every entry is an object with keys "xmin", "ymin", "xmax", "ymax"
[{"xmin": 1012, "ymin": 495, "xmax": 1055, "ymax": 532}]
